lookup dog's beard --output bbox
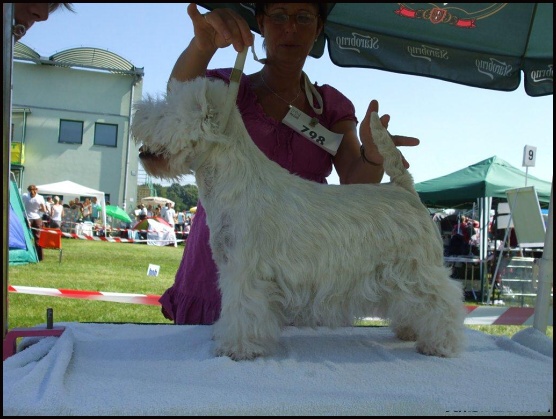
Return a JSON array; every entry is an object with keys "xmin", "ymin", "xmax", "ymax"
[{"xmin": 139, "ymin": 149, "xmax": 173, "ymax": 177}]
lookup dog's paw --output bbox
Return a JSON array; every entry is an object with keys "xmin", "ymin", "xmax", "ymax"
[
  {"xmin": 214, "ymin": 344, "xmax": 264, "ymax": 361},
  {"xmin": 393, "ymin": 326, "xmax": 417, "ymax": 342},
  {"xmin": 415, "ymin": 337, "xmax": 463, "ymax": 358}
]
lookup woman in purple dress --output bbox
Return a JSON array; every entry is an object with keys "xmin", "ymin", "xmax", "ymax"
[{"xmin": 141, "ymin": 3, "xmax": 419, "ymax": 325}]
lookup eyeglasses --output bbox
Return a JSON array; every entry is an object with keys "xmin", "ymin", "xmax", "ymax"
[{"xmin": 265, "ymin": 11, "xmax": 318, "ymax": 26}]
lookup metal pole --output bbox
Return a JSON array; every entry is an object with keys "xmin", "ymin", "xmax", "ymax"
[
  {"xmin": 533, "ymin": 180, "xmax": 553, "ymax": 333},
  {"xmin": 479, "ymin": 197, "xmax": 491, "ymax": 303},
  {"xmin": 3, "ymin": 3, "xmax": 15, "ymax": 339},
  {"xmin": 122, "ymin": 77, "xmax": 136, "ymax": 213}
]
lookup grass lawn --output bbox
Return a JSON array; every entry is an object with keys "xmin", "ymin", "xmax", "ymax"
[
  {"xmin": 8, "ymin": 238, "xmax": 179, "ymax": 327},
  {"xmin": 7, "ymin": 238, "xmax": 552, "ymax": 339}
]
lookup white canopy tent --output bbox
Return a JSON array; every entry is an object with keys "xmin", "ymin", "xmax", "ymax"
[{"xmin": 35, "ymin": 180, "xmax": 107, "ymax": 231}]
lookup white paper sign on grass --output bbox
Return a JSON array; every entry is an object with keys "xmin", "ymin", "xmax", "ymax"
[{"xmin": 147, "ymin": 264, "xmax": 160, "ymax": 277}]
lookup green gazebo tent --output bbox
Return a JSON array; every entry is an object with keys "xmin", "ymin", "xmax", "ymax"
[
  {"xmin": 415, "ymin": 156, "xmax": 551, "ymax": 209},
  {"xmin": 415, "ymin": 155, "xmax": 551, "ymax": 303}
]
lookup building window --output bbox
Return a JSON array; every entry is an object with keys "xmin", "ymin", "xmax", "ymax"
[
  {"xmin": 94, "ymin": 123, "xmax": 118, "ymax": 147},
  {"xmin": 59, "ymin": 119, "xmax": 83, "ymax": 144}
]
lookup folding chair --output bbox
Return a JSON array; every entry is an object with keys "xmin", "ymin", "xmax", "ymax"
[{"xmin": 38, "ymin": 227, "xmax": 63, "ymax": 263}]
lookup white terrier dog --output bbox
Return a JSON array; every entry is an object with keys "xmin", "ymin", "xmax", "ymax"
[{"xmin": 132, "ymin": 59, "xmax": 466, "ymax": 361}]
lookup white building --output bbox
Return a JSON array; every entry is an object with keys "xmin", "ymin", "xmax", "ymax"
[{"xmin": 11, "ymin": 42, "xmax": 144, "ymax": 210}]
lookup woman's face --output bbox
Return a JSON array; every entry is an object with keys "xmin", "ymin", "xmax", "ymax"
[
  {"xmin": 13, "ymin": 3, "xmax": 49, "ymax": 41},
  {"xmin": 257, "ymin": 3, "xmax": 322, "ymax": 65}
]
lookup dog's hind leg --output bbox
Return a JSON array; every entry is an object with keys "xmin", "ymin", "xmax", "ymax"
[
  {"xmin": 213, "ymin": 270, "xmax": 284, "ymax": 360},
  {"xmin": 386, "ymin": 266, "xmax": 466, "ymax": 357}
]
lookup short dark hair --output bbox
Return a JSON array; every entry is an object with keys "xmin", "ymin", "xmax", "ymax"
[
  {"xmin": 255, "ymin": 3, "xmax": 329, "ymax": 23},
  {"xmin": 48, "ymin": 3, "xmax": 75, "ymax": 13}
]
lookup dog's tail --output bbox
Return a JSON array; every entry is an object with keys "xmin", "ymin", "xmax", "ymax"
[
  {"xmin": 219, "ymin": 48, "xmax": 248, "ymax": 132},
  {"xmin": 370, "ymin": 112, "xmax": 418, "ymax": 196}
]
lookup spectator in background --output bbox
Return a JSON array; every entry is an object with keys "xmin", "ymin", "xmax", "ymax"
[
  {"xmin": 165, "ymin": 203, "xmax": 176, "ymax": 231},
  {"xmin": 82, "ymin": 197, "xmax": 92, "ymax": 222},
  {"xmin": 147, "ymin": 204, "xmax": 154, "ymax": 217},
  {"xmin": 176, "ymin": 208, "xmax": 186, "ymax": 234},
  {"xmin": 45, "ymin": 196, "xmax": 53, "ymax": 215},
  {"xmin": 43, "ymin": 196, "xmax": 53, "ymax": 225},
  {"xmin": 451, "ymin": 215, "xmax": 479, "ymax": 245},
  {"xmin": 68, "ymin": 198, "xmax": 83, "ymax": 225},
  {"xmin": 160, "ymin": 202, "xmax": 168, "ymax": 220},
  {"xmin": 448, "ymin": 215, "xmax": 479, "ymax": 256},
  {"xmin": 133, "ymin": 204, "xmax": 141, "ymax": 222},
  {"xmin": 91, "ymin": 196, "xmax": 102, "ymax": 223},
  {"xmin": 22, "ymin": 184, "xmax": 46, "ymax": 261},
  {"xmin": 50, "ymin": 196, "xmax": 64, "ymax": 229},
  {"xmin": 139, "ymin": 204, "xmax": 148, "ymax": 220},
  {"xmin": 61, "ymin": 199, "xmax": 73, "ymax": 232},
  {"xmin": 70, "ymin": 197, "xmax": 82, "ymax": 210},
  {"xmin": 183, "ymin": 222, "xmax": 191, "ymax": 240}
]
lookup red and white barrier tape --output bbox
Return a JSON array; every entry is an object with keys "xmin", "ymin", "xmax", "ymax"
[
  {"xmin": 61, "ymin": 232, "xmax": 138, "ymax": 242},
  {"xmin": 34, "ymin": 227, "xmax": 185, "ymax": 243},
  {"xmin": 463, "ymin": 305, "xmax": 552, "ymax": 326},
  {"xmin": 48, "ymin": 230, "xmax": 183, "ymax": 244},
  {"xmin": 62, "ymin": 232, "xmax": 183, "ymax": 243},
  {"xmin": 8, "ymin": 285, "xmax": 160, "ymax": 306},
  {"xmin": 8, "ymin": 286, "xmax": 552, "ymax": 325}
]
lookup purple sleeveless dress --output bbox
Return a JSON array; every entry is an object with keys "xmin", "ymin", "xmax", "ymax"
[{"xmin": 159, "ymin": 68, "xmax": 357, "ymax": 324}]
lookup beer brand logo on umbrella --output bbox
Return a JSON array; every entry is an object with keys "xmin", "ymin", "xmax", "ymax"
[{"xmin": 395, "ymin": 3, "xmax": 508, "ymax": 28}]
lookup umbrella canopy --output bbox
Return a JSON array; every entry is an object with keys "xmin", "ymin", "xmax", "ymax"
[
  {"xmin": 140, "ymin": 196, "xmax": 175, "ymax": 207},
  {"xmin": 415, "ymin": 156, "xmax": 552, "ymax": 209},
  {"xmin": 198, "ymin": 3, "xmax": 552, "ymax": 97},
  {"xmin": 104, "ymin": 205, "xmax": 132, "ymax": 224}
]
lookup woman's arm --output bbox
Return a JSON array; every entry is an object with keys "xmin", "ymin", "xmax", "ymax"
[{"xmin": 169, "ymin": 4, "xmax": 253, "ymax": 84}]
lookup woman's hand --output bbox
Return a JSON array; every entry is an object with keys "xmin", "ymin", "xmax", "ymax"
[
  {"xmin": 359, "ymin": 100, "xmax": 420, "ymax": 168},
  {"xmin": 188, "ymin": 3, "xmax": 254, "ymax": 53}
]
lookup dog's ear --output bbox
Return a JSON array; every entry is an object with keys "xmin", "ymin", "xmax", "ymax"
[
  {"xmin": 132, "ymin": 78, "xmax": 215, "ymax": 151},
  {"xmin": 131, "ymin": 77, "xmax": 234, "ymax": 178}
]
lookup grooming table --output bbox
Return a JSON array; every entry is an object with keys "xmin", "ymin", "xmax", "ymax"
[{"xmin": 3, "ymin": 323, "xmax": 552, "ymax": 415}]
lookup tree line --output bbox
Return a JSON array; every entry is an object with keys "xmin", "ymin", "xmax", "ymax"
[{"xmin": 146, "ymin": 182, "xmax": 199, "ymax": 212}]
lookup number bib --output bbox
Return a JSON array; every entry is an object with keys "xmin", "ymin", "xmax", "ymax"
[
  {"xmin": 249, "ymin": 46, "xmax": 341, "ymax": 154},
  {"xmin": 282, "ymin": 106, "xmax": 343, "ymax": 155}
]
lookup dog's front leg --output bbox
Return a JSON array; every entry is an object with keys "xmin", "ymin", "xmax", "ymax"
[{"xmin": 213, "ymin": 269, "xmax": 282, "ymax": 361}]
